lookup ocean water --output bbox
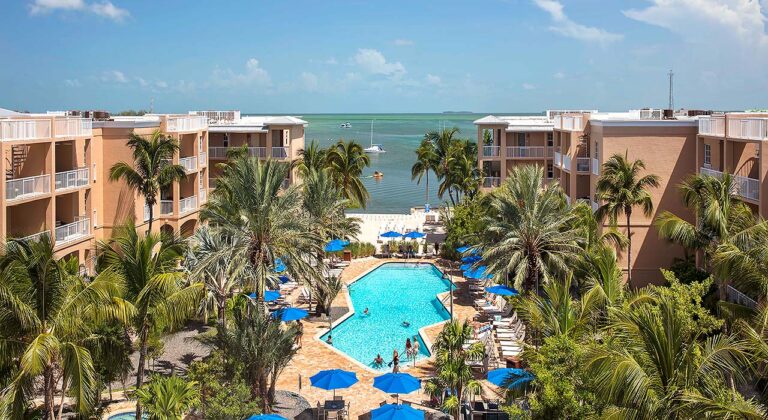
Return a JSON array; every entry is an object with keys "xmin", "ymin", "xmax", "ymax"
[
  {"xmin": 320, "ymin": 262, "xmax": 452, "ymax": 370},
  {"xmin": 302, "ymin": 113, "xmax": 482, "ymax": 213}
]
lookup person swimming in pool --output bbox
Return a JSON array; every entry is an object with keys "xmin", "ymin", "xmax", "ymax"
[
  {"xmin": 326, "ymin": 335, "xmax": 333, "ymax": 345},
  {"xmin": 402, "ymin": 321, "xmax": 410, "ymax": 328},
  {"xmin": 373, "ymin": 354, "xmax": 384, "ymax": 367}
]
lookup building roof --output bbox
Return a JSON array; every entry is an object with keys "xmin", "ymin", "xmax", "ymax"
[
  {"xmin": 208, "ymin": 115, "xmax": 308, "ymax": 133},
  {"xmin": 0, "ymin": 108, "xmax": 26, "ymax": 117},
  {"xmin": 474, "ymin": 115, "xmax": 553, "ymax": 132}
]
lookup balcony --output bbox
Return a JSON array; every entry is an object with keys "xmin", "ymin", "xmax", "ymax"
[
  {"xmin": 554, "ymin": 115, "xmax": 583, "ymax": 131},
  {"xmin": 180, "ymin": 196, "xmax": 198, "ymax": 214},
  {"xmin": 55, "ymin": 168, "xmax": 89, "ymax": 191},
  {"xmin": 576, "ymin": 157, "xmax": 591, "ymax": 173},
  {"xmin": 506, "ymin": 146, "xmax": 547, "ymax": 159},
  {"xmin": 272, "ymin": 147, "xmax": 289, "ymax": 159},
  {"xmin": 199, "ymin": 151, "xmax": 207, "ymax": 167},
  {"xmin": 55, "ymin": 118, "xmax": 92, "ymax": 138},
  {"xmin": 21, "ymin": 230, "xmax": 50, "ymax": 243},
  {"xmin": 209, "ymin": 146, "xmax": 267, "ymax": 159},
  {"xmin": 700, "ymin": 167, "xmax": 759, "ymax": 201},
  {"xmin": 166, "ymin": 116, "xmax": 208, "ymax": 133},
  {"xmin": 592, "ymin": 158, "xmax": 600, "ymax": 176},
  {"xmin": 483, "ymin": 177, "xmax": 501, "ymax": 188},
  {"xmin": 553, "ymin": 151, "xmax": 562, "ymax": 168},
  {"xmin": 199, "ymin": 188, "xmax": 207, "ymax": 203},
  {"xmin": 728, "ymin": 117, "xmax": 768, "ymax": 141},
  {"xmin": 698, "ymin": 116, "xmax": 725, "ymax": 137},
  {"xmin": 160, "ymin": 200, "xmax": 174, "ymax": 215},
  {"xmin": 563, "ymin": 154, "xmax": 572, "ymax": 171},
  {"xmin": 55, "ymin": 218, "xmax": 90, "ymax": 246},
  {"xmin": 179, "ymin": 156, "xmax": 198, "ymax": 173},
  {"xmin": 0, "ymin": 119, "xmax": 52, "ymax": 141},
  {"xmin": 6, "ymin": 174, "xmax": 50, "ymax": 201},
  {"xmin": 482, "ymin": 146, "xmax": 500, "ymax": 158}
]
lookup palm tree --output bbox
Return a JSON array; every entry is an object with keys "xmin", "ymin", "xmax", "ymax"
[
  {"xmin": 200, "ymin": 157, "xmax": 322, "ymax": 297},
  {"xmin": 411, "ymin": 140, "xmax": 438, "ymax": 203},
  {"xmin": 595, "ymin": 153, "xmax": 660, "ymax": 285},
  {"xmin": 326, "ymin": 139, "xmax": 371, "ymax": 208},
  {"xmin": 516, "ymin": 274, "xmax": 597, "ymax": 341},
  {"xmin": 476, "ymin": 165, "xmax": 583, "ymax": 293},
  {"xmin": 109, "ymin": 129, "xmax": 187, "ymax": 233},
  {"xmin": 136, "ymin": 375, "xmax": 199, "ymax": 420},
  {"xmin": 296, "ymin": 140, "xmax": 328, "ymax": 178},
  {"xmin": 425, "ymin": 320, "xmax": 484, "ymax": 418},
  {"xmin": 442, "ymin": 145, "xmax": 482, "ymax": 203},
  {"xmin": 586, "ymin": 294, "xmax": 754, "ymax": 419},
  {"xmin": 98, "ymin": 224, "xmax": 202, "ymax": 420},
  {"xmin": 0, "ymin": 236, "xmax": 129, "ymax": 420},
  {"xmin": 302, "ymin": 169, "xmax": 360, "ymax": 243}
]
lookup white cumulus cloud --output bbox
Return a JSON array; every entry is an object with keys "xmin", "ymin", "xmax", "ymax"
[
  {"xmin": 533, "ymin": 0, "xmax": 623, "ymax": 45},
  {"xmin": 102, "ymin": 70, "xmax": 128, "ymax": 83},
  {"xmin": 90, "ymin": 1, "xmax": 129, "ymax": 21},
  {"xmin": 353, "ymin": 49, "xmax": 406, "ymax": 78},
  {"xmin": 30, "ymin": 0, "xmax": 129, "ymax": 21},
  {"xmin": 425, "ymin": 74, "xmax": 442, "ymax": 85},
  {"xmin": 213, "ymin": 58, "xmax": 272, "ymax": 87}
]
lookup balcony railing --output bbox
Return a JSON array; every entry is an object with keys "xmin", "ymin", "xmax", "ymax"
[
  {"xmin": 199, "ymin": 151, "xmax": 207, "ymax": 166},
  {"xmin": 21, "ymin": 230, "xmax": 50, "ymax": 243},
  {"xmin": 272, "ymin": 147, "xmax": 289, "ymax": 159},
  {"xmin": 482, "ymin": 146, "xmax": 500, "ymax": 158},
  {"xmin": 506, "ymin": 146, "xmax": 546, "ymax": 158},
  {"xmin": 700, "ymin": 167, "xmax": 759, "ymax": 201},
  {"xmin": 576, "ymin": 157, "xmax": 591, "ymax": 173},
  {"xmin": 209, "ymin": 146, "xmax": 267, "ymax": 159},
  {"xmin": 726, "ymin": 285, "xmax": 757, "ymax": 310},
  {"xmin": 0, "ymin": 119, "xmax": 52, "ymax": 141},
  {"xmin": 563, "ymin": 154, "xmax": 572, "ymax": 171},
  {"xmin": 55, "ymin": 118, "xmax": 93, "ymax": 138},
  {"xmin": 554, "ymin": 115, "xmax": 583, "ymax": 131},
  {"xmin": 179, "ymin": 156, "xmax": 198, "ymax": 173},
  {"xmin": 180, "ymin": 196, "xmax": 198, "ymax": 214},
  {"xmin": 553, "ymin": 151, "xmax": 562, "ymax": 168},
  {"xmin": 166, "ymin": 116, "xmax": 208, "ymax": 132},
  {"xmin": 55, "ymin": 218, "xmax": 90, "ymax": 245},
  {"xmin": 160, "ymin": 200, "xmax": 174, "ymax": 215},
  {"xmin": 698, "ymin": 116, "xmax": 725, "ymax": 137},
  {"xmin": 728, "ymin": 117, "xmax": 768, "ymax": 141},
  {"xmin": 592, "ymin": 158, "xmax": 600, "ymax": 176},
  {"xmin": 483, "ymin": 177, "xmax": 501, "ymax": 188},
  {"xmin": 6, "ymin": 174, "xmax": 50, "ymax": 201},
  {"xmin": 199, "ymin": 188, "xmax": 207, "ymax": 203},
  {"xmin": 55, "ymin": 168, "xmax": 89, "ymax": 191}
]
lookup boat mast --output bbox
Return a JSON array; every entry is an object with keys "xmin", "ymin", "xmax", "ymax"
[{"xmin": 370, "ymin": 119, "xmax": 374, "ymax": 147}]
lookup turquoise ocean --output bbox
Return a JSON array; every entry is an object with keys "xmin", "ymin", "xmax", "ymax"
[{"xmin": 300, "ymin": 113, "xmax": 536, "ymax": 213}]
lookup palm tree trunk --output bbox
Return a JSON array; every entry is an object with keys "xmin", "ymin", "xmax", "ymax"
[
  {"xmin": 626, "ymin": 212, "xmax": 632, "ymax": 285},
  {"xmin": 147, "ymin": 200, "xmax": 154, "ymax": 234},
  {"xmin": 425, "ymin": 171, "xmax": 429, "ymax": 203},
  {"xmin": 56, "ymin": 374, "xmax": 66, "ymax": 420},
  {"xmin": 135, "ymin": 325, "xmax": 149, "ymax": 420},
  {"xmin": 217, "ymin": 297, "xmax": 227, "ymax": 333}
]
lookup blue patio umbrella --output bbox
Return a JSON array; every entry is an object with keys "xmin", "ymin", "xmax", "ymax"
[
  {"xmin": 460, "ymin": 262, "xmax": 473, "ymax": 271},
  {"xmin": 380, "ymin": 231, "xmax": 402, "ymax": 238},
  {"xmin": 463, "ymin": 266, "xmax": 493, "ymax": 280},
  {"xmin": 373, "ymin": 373, "xmax": 420, "ymax": 402},
  {"xmin": 271, "ymin": 307, "xmax": 308, "ymax": 322},
  {"xmin": 456, "ymin": 245, "xmax": 471, "ymax": 253},
  {"xmin": 278, "ymin": 275, "xmax": 291, "ymax": 283},
  {"xmin": 462, "ymin": 255, "xmax": 482, "ymax": 264},
  {"xmin": 371, "ymin": 404, "xmax": 424, "ymax": 420},
  {"xmin": 487, "ymin": 368, "xmax": 535, "ymax": 390},
  {"xmin": 310, "ymin": 369, "xmax": 359, "ymax": 397},
  {"xmin": 247, "ymin": 290, "xmax": 281, "ymax": 302},
  {"xmin": 484, "ymin": 285, "xmax": 519, "ymax": 296},
  {"xmin": 247, "ymin": 415, "xmax": 287, "ymax": 420},
  {"xmin": 324, "ymin": 241, "xmax": 345, "ymax": 252},
  {"xmin": 403, "ymin": 231, "xmax": 426, "ymax": 239}
]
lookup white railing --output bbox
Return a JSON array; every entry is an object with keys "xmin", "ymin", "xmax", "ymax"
[
  {"xmin": 506, "ymin": 146, "xmax": 546, "ymax": 158},
  {"xmin": 640, "ymin": 109, "xmax": 663, "ymax": 120},
  {"xmin": 563, "ymin": 154, "xmax": 572, "ymax": 171},
  {"xmin": 483, "ymin": 177, "xmax": 501, "ymax": 188},
  {"xmin": 6, "ymin": 174, "xmax": 50, "ymax": 201},
  {"xmin": 55, "ymin": 168, "xmax": 89, "ymax": 190},
  {"xmin": 143, "ymin": 204, "xmax": 151, "ymax": 222},
  {"xmin": 700, "ymin": 167, "xmax": 759, "ymax": 201},
  {"xmin": 553, "ymin": 151, "xmax": 562, "ymax": 168},
  {"xmin": 592, "ymin": 158, "xmax": 600, "ymax": 176},
  {"xmin": 726, "ymin": 285, "xmax": 758, "ymax": 310},
  {"xmin": 482, "ymin": 146, "xmax": 500, "ymax": 158},
  {"xmin": 166, "ymin": 116, "xmax": 208, "ymax": 132},
  {"xmin": 179, "ymin": 156, "xmax": 198, "ymax": 173},
  {"xmin": 55, "ymin": 218, "xmax": 90, "ymax": 245},
  {"xmin": 0, "ymin": 119, "xmax": 52, "ymax": 141},
  {"xmin": 55, "ymin": 118, "xmax": 92, "ymax": 138},
  {"xmin": 21, "ymin": 230, "xmax": 50, "ymax": 243},
  {"xmin": 180, "ymin": 196, "xmax": 198, "ymax": 214},
  {"xmin": 272, "ymin": 147, "xmax": 289, "ymax": 159},
  {"xmin": 576, "ymin": 157, "xmax": 591, "ymax": 173},
  {"xmin": 554, "ymin": 115, "xmax": 583, "ymax": 131},
  {"xmin": 698, "ymin": 116, "xmax": 725, "ymax": 137},
  {"xmin": 160, "ymin": 200, "xmax": 174, "ymax": 215},
  {"xmin": 199, "ymin": 151, "xmax": 207, "ymax": 166},
  {"xmin": 728, "ymin": 117, "xmax": 768, "ymax": 141},
  {"xmin": 199, "ymin": 188, "xmax": 207, "ymax": 203},
  {"xmin": 209, "ymin": 146, "xmax": 267, "ymax": 159}
]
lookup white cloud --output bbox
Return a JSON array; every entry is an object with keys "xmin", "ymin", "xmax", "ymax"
[
  {"xmin": 393, "ymin": 39, "xmax": 415, "ymax": 46},
  {"xmin": 353, "ymin": 49, "xmax": 406, "ymax": 78},
  {"xmin": 102, "ymin": 70, "xmax": 128, "ymax": 83},
  {"xmin": 425, "ymin": 74, "xmax": 442, "ymax": 85},
  {"xmin": 155, "ymin": 80, "xmax": 168, "ymax": 89},
  {"xmin": 533, "ymin": 0, "xmax": 623, "ymax": 45},
  {"xmin": 212, "ymin": 58, "xmax": 272, "ymax": 87},
  {"xmin": 522, "ymin": 83, "xmax": 536, "ymax": 90},
  {"xmin": 300, "ymin": 72, "xmax": 320, "ymax": 92},
  {"xmin": 553, "ymin": 71, "xmax": 565, "ymax": 79},
  {"xmin": 30, "ymin": 0, "xmax": 129, "ymax": 21},
  {"xmin": 136, "ymin": 77, "xmax": 148, "ymax": 87},
  {"xmin": 64, "ymin": 78, "xmax": 81, "ymax": 87}
]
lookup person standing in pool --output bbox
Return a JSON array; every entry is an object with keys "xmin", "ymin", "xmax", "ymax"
[
  {"xmin": 405, "ymin": 338, "xmax": 412, "ymax": 356},
  {"xmin": 373, "ymin": 354, "xmax": 384, "ymax": 368},
  {"xmin": 412, "ymin": 336, "xmax": 420, "ymax": 356}
]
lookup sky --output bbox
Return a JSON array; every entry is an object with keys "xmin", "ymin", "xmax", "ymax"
[{"xmin": 1, "ymin": 0, "xmax": 767, "ymax": 114}]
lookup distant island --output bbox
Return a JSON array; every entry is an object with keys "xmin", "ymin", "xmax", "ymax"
[{"xmin": 442, "ymin": 111, "xmax": 474, "ymax": 114}]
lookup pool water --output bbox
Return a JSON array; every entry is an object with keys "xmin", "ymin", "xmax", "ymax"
[
  {"xmin": 108, "ymin": 412, "xmax": 147, "ymax": 420},
  {"xmin": 321, "ymin": 262, "xmax": 452, "ymax": 370}
]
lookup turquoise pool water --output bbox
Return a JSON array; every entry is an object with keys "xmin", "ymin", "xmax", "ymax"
[
  {"xmin": 321, "ymin": 262, "xmax": 452, "ymax": 370},
  {"xmin": 108, "ymin": 412, "xmax": 147, "ymax": 420}
]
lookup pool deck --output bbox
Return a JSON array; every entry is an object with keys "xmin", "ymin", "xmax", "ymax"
[{"xmin": 275, "ymin": 257, "xmax": 502, "ymax": 418}]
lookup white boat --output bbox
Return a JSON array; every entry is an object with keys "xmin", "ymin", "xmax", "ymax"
[
  {"xmin": 340, "ymin": 122, "xmax": 351, "ymax": 128},
  {"xmin": 364, "ymin": 120, "xmax": 386, "ymax": 154}
]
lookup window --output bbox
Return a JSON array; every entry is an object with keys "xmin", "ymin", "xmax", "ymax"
[
  {"xmin": 223, "ymin": 133, "xmax": 229, "ymax": 147},
  {"xmin": 547, "ymin": 162, "xmax": 554, "ymax": 179},
  {"xmin": 547, "ymin": 132, "xmax": 553, "ymax": 147},
  {"xmin": 517, "ymin": 133, "xmax": 526, "ymax": 146},
  {"xmin": 704, "ymin": 144, "xmax": 711, "ymax": 166}
]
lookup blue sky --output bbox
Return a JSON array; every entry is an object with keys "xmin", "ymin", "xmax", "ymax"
[{"xmin": 2, "ymin": 0, "xmax": 767, "ymax": 113}]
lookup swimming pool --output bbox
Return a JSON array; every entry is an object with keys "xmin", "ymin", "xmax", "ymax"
[
  {"xmin": 321, "ymin": 262, "xmax": 452, "ymax": 370},
  {"xmin": 108, "ymin": 412, "xmax": 147, "ymax": 420}
]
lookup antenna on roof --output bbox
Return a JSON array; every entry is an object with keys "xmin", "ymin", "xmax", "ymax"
[
  {"xmin": 150, "ymin": 97, "xmax": 154, "ymax": 114},
  {"xmin": 667, "ymin": 69, "xmax": 674, "ymax": 110}
]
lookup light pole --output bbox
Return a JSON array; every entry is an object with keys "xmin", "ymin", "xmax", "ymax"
[{"xmin": 443, "ymin": 271, "xmax": 453, "ymax": 320}]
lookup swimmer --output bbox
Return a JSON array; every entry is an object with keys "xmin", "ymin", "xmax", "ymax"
[
  {"xmin": 363, "ymin": 307, "xmax": 369, "ymax": 316},
  {"xmin": 412, "ymin": 336, "xmax": 420, "ymax": 355},
  {"xmin": 326, "ymin": 335, "xmax": 333, "ymax": 345},
  {"xmin": 402, "ymin": 321, "xmax": 411, "ymax": 328},
  {"xmin": 405, "ymin": 338, "xmax": 412, "ymax": 355},
  {"xmin": 374, "ymin": 354, "xmax": 384, "ymax": 367}
]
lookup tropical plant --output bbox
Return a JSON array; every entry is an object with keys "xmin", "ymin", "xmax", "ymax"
[
  {"xmin": 595, "ymin": 153, "xmax": 660, "ymax": 285},
  {"xmin": 108, "ymin": 129, "xmax": 187, "ymax": 232},
  {"xmin": 188, "ymin": 351, "xmax": 261, "ymax": 420},
  {"xmin": 302, "ymin": 169, "xmax": 360, "ymax": 243},
  {"xmin": 326, "ymin": 139, "xmax": 371, "ymax": 208},
  {"xmin": 443, "ymin": 144, "xmax": 482, "ymax": 202},
  {"xmin": 0, "ymin": 236, "xmax": 129, "ymax": 420},
  {"xmin": 411, "ymin": 139, "xmax": 438, "ymax": 203},
  {"xmin": 200, "ymin": 157, "xmax": 323, "ymax": 297},
  {"xmin": 476, "ymin": 165, "xmax": 582, "ymax": 293},
  {"xmin": 296, "ymin": 140, "xmax": 328, "ymax": 178},
  {"xmin": 313, "ymin": 275, "xmax": 343, "ymax": 317},
  {"xmin": 98, "ymin": 224, "xmax": 202, "ymax": 420},
  {"xmin": 440, "ymin": 194, "xmax": 489, "ymax": 260},
  {"xmin": 516, "ymin": 274, "xmax": 597, "ymax": 341},
  {"xmin": 90, "ymin": 321, "xmax": 133, "ymax": 402},
  {"xmin": 135, "ymin": 375, "xmax": 199, "ymax": 420}
]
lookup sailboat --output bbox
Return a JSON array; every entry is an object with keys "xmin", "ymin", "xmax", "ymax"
[{"xmin": 364, "ymin": 119, "xmax": 386, "ymax": 154}]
